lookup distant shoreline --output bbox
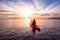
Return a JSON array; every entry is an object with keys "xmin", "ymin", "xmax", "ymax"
[{"xmin": 0, "ymin": 17, "xmax": 60, "ymax": 20}]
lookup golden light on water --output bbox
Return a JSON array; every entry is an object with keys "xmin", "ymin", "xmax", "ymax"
[
  {"xmin": 25, "ymin": 19, "xmax": 30, "ymax": 27},
  {"xmin": 18, "ymin": 8, "xmax": 34, "ymax": 27}
]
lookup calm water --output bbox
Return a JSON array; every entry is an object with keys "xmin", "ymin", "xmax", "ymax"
[
  {"xmin": 0, "ymin": 18, "xmax": 60, "ymax": 40},
  {"xmin": 0, "ymin": 19, "xmax": 60, "ymax": 28}
]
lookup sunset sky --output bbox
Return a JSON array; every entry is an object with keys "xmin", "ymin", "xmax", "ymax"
[{"xmin": 0, "ymin": 0, "xmax": 60, "ymax": 18}]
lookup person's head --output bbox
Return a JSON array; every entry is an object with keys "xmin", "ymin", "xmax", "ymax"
[{"xmin": 33, "ymin": 19, "xmax": 35, "ymax": 22}]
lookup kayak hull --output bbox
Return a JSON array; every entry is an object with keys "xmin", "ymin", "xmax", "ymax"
[{"xmin": 30, "ymin": 25, "xmax": 41, "ymax": 32}]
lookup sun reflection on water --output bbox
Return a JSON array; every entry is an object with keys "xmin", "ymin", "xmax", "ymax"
[{"xmin": 25, "ymin": 19, "xmax": 30, "ymax": 27}]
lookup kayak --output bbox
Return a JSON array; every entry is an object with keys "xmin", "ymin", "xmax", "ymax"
[{"xmin": 30, "ymin": 25, "xmax": 41, "ymax": 32}]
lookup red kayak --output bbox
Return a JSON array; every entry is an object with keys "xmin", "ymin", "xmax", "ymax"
[{"xmin": 30, "ymin": 25, "xmax": 41, "ymax": 32}]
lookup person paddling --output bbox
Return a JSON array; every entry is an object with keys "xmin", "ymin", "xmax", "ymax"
[{"xmin": 30, "ymin": 19, "xmax": 40, "ymax": 34}]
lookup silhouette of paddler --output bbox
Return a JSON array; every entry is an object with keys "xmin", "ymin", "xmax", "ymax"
[{"xmin": 30, "ymin": 19, "xmax": 40, "ymax": 34}]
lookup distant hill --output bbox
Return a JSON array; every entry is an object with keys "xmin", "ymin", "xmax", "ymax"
[{"xmin": 48, "ymin": 17, "xmax": 60, "ymax": 19}]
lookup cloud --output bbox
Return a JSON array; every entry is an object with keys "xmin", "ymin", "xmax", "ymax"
[
  {"xmin": 0, "ymin": 0, "xmax": 60, "ymax": 14},
  {"xmin": 0, "ymin": 10, "xmax": 10, "ymax": 12},
  {"xmin": 49, "ymin": 5, "xmax": 60, "ymax": 13},
  {"xmin": 0, "ymin": 1, "xmax": 35, "ymax": 15},
  {"xmin": 7, "ymin": 2, "xmax": 34, "ymax": 12},
  {"xmin": 45, "ymin": 2, "xmax": 58, "ymax": 11},
  {"xmin": 0, "ymin": 2, "xmax": 16, "ymax": 12}
]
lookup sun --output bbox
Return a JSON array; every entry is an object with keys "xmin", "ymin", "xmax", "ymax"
[{"xmin": 21, "ymin": 8, "xmax": 33, "ymax": 17}]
